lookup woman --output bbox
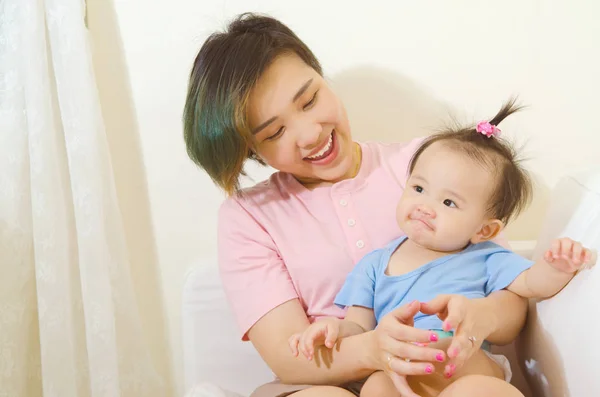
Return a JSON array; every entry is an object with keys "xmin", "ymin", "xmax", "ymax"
[{"xmin": 183, "ymin": 12, "xmax": 527, "ymax": 397}]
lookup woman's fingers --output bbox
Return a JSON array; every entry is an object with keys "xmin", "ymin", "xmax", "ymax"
[
  {"xmin": 421, "ymin": 295, "xmax": 472, "ymax": 333},
  {"xmin": 444, "ymin": 331, "xmax": 479, "ymax": 377},
  {"xmin": 387, "ymin": 353, "xmax": 436, "ymax": 376},
  {"xmin": 381, "ymin": 334, "xmax": 446, "ymax": 364},
  {"xmin": 419, "ymin": 294, "xmax": 452, "ymax": 315},
  {"xmin": 444, "ymin": 302, "xmax": 488, "ymax": 377},
  {"xmin": 388, "ymin": 299, "xmax": 421, "ymax": 326},
  {"xmin": 420, "ymin": 295, "xmax": 455, "ymax": 327},
  {"xmin": 420, "ymin": 294, "xmax": 496, "ymax": 377},
  {"xmin": 423, "ymin": 295, "xmax": 467, "ymax": 332},
  {"xmin": 381, "ymin": 301, "xmax": 441, "ymax": 344},
  {"xmin": 441, "ymin": 296, "xmax": 468, "ymax": 332},
  {"xmin": 383, "ymin": 321, "xmax": 442, "ymax": 345}
]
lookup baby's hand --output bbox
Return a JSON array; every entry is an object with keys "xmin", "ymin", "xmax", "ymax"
[
  {"xmin": 288, "ymin": 318, "xmax": 341, "ymax": 361},
  {"xmin": 544, "ymin": 237, "xmax": 595, "ymax": 273}
]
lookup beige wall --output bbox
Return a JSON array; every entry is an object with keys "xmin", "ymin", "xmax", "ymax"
[{"xmin": 90, "ymin": 0, "xmax": 599, "ymax": 394}]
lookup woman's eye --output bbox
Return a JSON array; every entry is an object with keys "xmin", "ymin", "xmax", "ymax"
[
  {"xmin": 266, "ymin": 127, "xmax": 284, "ymax": 141},
  {"xmin": 413, "ymin": 185, "xmax": 423, "ymax": 193},
  {"xmin": 443, "ymin": 199, "xmax": 457, "ymax": 208},
  {"xmin": 303, "ymin": 91, "xmax": 318, "ymax": 110}
]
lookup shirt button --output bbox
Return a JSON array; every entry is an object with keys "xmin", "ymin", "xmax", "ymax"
[
  {"xmin": 356, "ymin": 240, "xmax": 365, "ymax": 248},
  {"xmin": 340, "ymin": 199, "xmax": 348, "ymax": 206},
  {"xmin": 347, "ymin": 219, "xmax": 356, "ymax": 226}
]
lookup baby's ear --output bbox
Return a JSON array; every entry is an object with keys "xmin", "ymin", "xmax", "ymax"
[{"xmin": 471, "ymin": 219, "xmax": 504, "ymax": 244}]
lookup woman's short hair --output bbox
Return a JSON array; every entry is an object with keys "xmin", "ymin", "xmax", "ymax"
[{"xmin": 183, "ymin": 13, "xmax": 322, "ymax": 194}]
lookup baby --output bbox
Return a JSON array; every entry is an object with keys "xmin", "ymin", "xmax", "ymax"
[{"xmin": 289, "ymin": 99, "xmax": 595, "ymax": 396}]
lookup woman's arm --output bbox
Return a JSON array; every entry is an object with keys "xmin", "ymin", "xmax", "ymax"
[
  {"xmin": 219, "ymin": 198, "xmax": 380, "ymax": 384},
  {"xmin": 247, "ymin": 299, "xmax": 377, "ymax": 385}
]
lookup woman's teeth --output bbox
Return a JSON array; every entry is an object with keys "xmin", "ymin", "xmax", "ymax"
[{"xmin": 306, "ymin": 134, "xmax": 333, "ymax": 160}]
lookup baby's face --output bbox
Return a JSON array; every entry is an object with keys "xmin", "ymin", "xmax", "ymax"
[{"xmin": 397, "ymin": 141, "xmax": 498, "ymax": 252}]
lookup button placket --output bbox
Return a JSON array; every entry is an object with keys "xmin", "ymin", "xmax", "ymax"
[{"xmin": 331, "ymin": 192, "xmax": 370, "ymax": 260}]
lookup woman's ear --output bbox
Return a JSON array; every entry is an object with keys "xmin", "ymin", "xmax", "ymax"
[{"xmin": 471, "ymin": 219, "xmax": 504, "ymax": 244}]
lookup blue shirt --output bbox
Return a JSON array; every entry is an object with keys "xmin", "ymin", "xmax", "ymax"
[{"xmin": 334, "ymin": 236, "xmax": 533, "ymax": 331}]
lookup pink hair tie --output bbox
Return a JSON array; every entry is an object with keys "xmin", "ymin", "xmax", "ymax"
[{"xmin": 475, "ymin": 121, "xmax": 501, "ymax": 138}]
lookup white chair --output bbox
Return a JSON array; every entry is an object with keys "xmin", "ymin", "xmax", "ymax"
[{"xmin": 182, "ymin": 258, "xmax": 274, "ymax": 397}]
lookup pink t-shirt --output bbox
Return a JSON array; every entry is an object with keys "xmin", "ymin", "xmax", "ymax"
[{"xmin": 217, "ymin": 138, "xmax": 424, "ymax": 340}]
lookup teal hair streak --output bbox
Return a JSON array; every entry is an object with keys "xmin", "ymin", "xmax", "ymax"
[{"xmin": 183, "ymin": 69, "xmax": 248, "ymax": 194}]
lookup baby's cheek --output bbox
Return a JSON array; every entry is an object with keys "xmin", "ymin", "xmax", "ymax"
[
  {"xmin": 395, "ymin": 201, "xmax": 407, "ymax": 226},
  {"xmin": 436, "ymin": 234, "xmax": 471, "ymax": 252}
]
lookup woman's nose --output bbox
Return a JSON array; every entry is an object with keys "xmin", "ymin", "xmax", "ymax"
[{"xmin": 295, "ymin": 120, "xmax": 323, "ymax": 149}]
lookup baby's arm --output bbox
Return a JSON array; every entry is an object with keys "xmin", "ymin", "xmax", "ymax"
[
  {"xmin": 343, "ymin": 305, "xmax": 378, "ymax": 334},
  {"xmin": 289, "ymin": 306, "xmax": 377, "ymax": 360},
  {"xmin": 507, "ymin": 238, "xmax": 595, "ymax": 298}
]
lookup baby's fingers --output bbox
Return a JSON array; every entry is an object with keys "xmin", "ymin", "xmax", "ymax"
[
  {"xmin": 288, "ymin": 334, "xmax": 300, "ymax": 357},
  {"xmin": 571, "ymin": 242, "xmax": 583, "ymax": 265},
  {"xmin": 306, "ymin": 330, "xmax": 324, "ymax": 359},
  {"xmin": 298, "ymin": 333, "xmax": 313, "ymax": 359},
  {"xmin": 302, "ymin": 325, "xmax": 328, "ymax": 360},
  {"xmin": 581, "ymin": 249, "xmax": 597, "ymax": 270},
  {"xmin": 324, "ymin": 323, "xmax": 339, "ymax": 349},
  {"xmin": 550, "ymin": 239, "xmax": 561, "ymax": 259}
]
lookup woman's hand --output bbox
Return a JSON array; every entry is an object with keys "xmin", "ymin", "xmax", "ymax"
[
  {"xmin": 420, "ymin": 294, "xmax": 497, "ymax": 378},
  {"xmin": 372, "ymin": 300, "xmax": 447, "ymax": 397}
]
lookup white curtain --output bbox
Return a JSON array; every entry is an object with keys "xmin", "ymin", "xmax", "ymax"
[{"xmin": 0, "ymin": 1, "xmax": 167, "ymax": 396}]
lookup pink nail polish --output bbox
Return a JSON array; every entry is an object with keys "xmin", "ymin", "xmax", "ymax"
[
  {"xmin": 436, "ymin": 353, "xmax": 444, "ymax": 362},
  {"xmin": 425, "ymin": 365, "xmax": 433, "ymax": 374},
  {"xmin": 429, "ymin": 333, "xmax": 438, "ymax": 342}
]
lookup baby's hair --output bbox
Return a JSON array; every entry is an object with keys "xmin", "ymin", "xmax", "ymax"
[{"xmin": 408, "ymin": 97, "xmax": 532, "ymax": 225}]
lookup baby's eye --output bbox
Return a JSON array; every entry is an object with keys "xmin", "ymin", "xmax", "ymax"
[
  {"xmin": 413, "ymin": 185, "xmax": 423, "ymax": 193},
  {"xmin": 443, "ymin": 199, "xmax": 457, "ymax": 208}
]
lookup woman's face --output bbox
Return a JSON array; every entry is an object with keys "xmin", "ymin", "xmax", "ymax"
[{"xmin": 247, "ymin": 53, "xmax": 356, "ymax": 185}]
